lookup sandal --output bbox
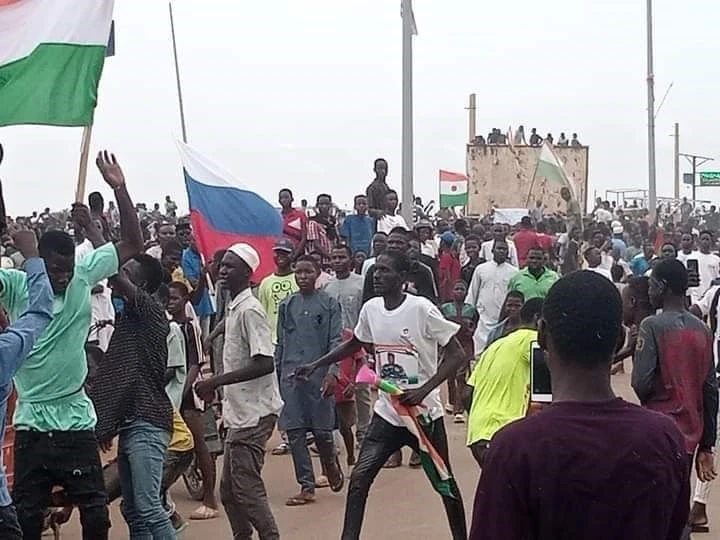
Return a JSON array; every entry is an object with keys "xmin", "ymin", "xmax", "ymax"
[
  {"xmin": 271, "ymin": 443, "xmax": 289, "ymax": 455},
  {"xmin": 189, "ymin": 505, "xmax": 219, "ymax": 520},
  {"xmin": 315, "ymin": 475, "xmax": 330, "ymax": 488},
  {"xmin": 691, "ymin": 521, "xmax": 710, "ymax": 533},
  {"xmin": 326, "ymin": 459, "xmax": 345, "ymax": 493},
  {"xmin": 285, "ymin": 491, "xmax": 315, "ymax": 506}
]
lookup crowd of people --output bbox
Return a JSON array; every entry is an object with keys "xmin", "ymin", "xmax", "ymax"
[
  {"xmin": 472, "ymin": 126, "xmax": 583, "ymax": 148},
  {"xmin": 0, "ymin": 151, "xmax": 718, "ymax": 539}
]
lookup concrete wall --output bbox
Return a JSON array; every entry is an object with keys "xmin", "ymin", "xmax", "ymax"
[{"xmin": 466, "ymin": 144, "xmax": 589, "ymax": 217}]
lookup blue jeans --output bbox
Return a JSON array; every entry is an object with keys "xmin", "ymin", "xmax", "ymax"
[
  {"xmin": 118, "ymin": 420, "xmax": 175, "ymax": 539},
  {"xmin": 286, "ymin": 429, "xmax": 336, "ymax": 493}
]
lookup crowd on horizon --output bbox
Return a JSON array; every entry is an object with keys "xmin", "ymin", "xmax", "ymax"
[
  {"xmin": 0, "ymin": 151, "xmax": 718, "ymax": 540},
  {"xmin": 472, "ymin": 126, "xmax": 583, "ymax": 148}
]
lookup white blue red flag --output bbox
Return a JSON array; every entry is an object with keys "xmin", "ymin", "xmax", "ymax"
[{"xmin": 177, "ymin": 141, "xmax": 282, "ymax": 281}]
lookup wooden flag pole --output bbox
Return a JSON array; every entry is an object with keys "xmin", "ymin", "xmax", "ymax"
[{"xmin": 75, "ymin": 124, "xmax": 94, "ymax": 203}]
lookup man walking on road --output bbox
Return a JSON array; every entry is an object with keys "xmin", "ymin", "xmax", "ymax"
[
  {"xmin": 195, "ymin": 243, "xmax": 283, "ymax": 540},
  {"xmin": 296, "ymin": 251, "xmax": 468, "ymax": 539},
  {"xmin": 5, "ymin": 151, "xmax": 143, "ymax": 540}
]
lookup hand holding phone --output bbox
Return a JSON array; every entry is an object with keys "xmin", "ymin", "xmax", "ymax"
[{"xmin": 530, "ymin": 341, "xmax": 552, "ymax": 403}]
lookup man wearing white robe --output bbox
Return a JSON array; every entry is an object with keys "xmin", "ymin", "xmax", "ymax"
[
  {"xmin": 465, "ymin": 240, "xmax": 519, "ymax": 354},
  {"xmin": 480, "ymin": 224, "xmax": 519, "ymax": 267}
]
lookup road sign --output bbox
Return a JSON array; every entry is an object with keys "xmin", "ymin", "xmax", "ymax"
[
  {"xmin": 700, "ymin": 172, "xmax": 720, "ymax": 187},
  {"xmin": 683, "ymin": 173, "xmax": 694, "ymax": 185}
]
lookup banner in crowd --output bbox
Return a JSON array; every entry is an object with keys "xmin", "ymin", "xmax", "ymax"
[
  {"xmin": 0, "ymin": 0, "xmax": 114, "ymax": 127},
  {"xmin": 493, "ymin": 208, "xmax": 529, "ymax": 225},
  {"xmin": 439, "ymin": 170, "xmax": 468, "ymax": 208},
  {"xmin": 177, "ymin": 141, "xmax": 282, "ymax": 281}
]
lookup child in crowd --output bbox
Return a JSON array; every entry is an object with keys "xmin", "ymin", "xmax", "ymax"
[
  {"xmin": 334, "ymin": 329, "xmax": 365, "ymax": 467},
  {"xmin": 441, "ymin": 280, "xmax": 479, "ymax": 423}
]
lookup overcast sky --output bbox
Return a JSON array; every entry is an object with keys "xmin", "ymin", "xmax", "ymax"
[{"xmin": 1, "ymin": 0, "xmax": 719, "ymax": 215}]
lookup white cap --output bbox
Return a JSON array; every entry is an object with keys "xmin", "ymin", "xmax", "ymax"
[
  {"xmin": 227, "ymin": 243, "xmax": 260, "ymax": 273},
  {"xmin": 611, "ymin": 221, "xmax": 624, "ymax": 234}
]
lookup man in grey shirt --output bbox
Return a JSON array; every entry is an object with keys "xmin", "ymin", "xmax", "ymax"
[
  {"xmin": 323, "ymin": 245, "xmax": 369, "ymax": 443},
  {"xmin": 194, "ymin": 243, "xmax": 282, "ymax": 540}
]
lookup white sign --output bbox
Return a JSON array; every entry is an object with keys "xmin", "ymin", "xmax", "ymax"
[{"xmin": 493, "ymin": 208, "xmax": 529, "ymax": 225}]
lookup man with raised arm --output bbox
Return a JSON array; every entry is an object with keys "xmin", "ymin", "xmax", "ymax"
[{"xmin": 4, "ymin": 151, "xmax": 144, "ymax": 540}]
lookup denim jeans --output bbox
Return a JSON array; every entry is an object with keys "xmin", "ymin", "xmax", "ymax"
[
  {"xmin": 117, "ymin": 420, "xmax": 175, "ymax": 539},
  {"xmin": 286, "ymin": 428, "xmax": 337, "ymax": 493},
  {"xmin": 14, "ymin": 429, "xmax": 110, "ymax": 540},
  {"xmin": 220, "ymin": 415, "xmax": 279, "ymax": 540},
  {"xmin": 342, "ymin": 414, "xmax": 466, "ymax": 540},
  {"xmin": 0, "ymin": 505, "xmax": 22, "ymax": 540}
]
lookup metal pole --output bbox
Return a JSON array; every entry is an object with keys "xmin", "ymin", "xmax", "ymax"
[
  {"xmin": 646, "ymin": 0, "xmax": 657, "ymax": 217},
  {"xmin": 400, "ymin": 0, "xmax": 414, "ymax": 224},
  {"xmin": 169, "ymin": 1, "xmax": 188, "ymax": 144},
  {"xmin": 673, "ymin": 123, "xmax": 680, "ymax": 199},
  {"xmin": 692, "ymin": 156, "xmax": 697, "ymax": 202},
  {"xmin": 468, "ymin": 93, "xmax": 476, "ymax": 142}
]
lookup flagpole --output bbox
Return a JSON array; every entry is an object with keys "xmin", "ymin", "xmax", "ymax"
[
  {"xmin": 525, "ymin": 158, "xmax": 541, "ymax": 208},
  {"xmin": 400, "ymin": 0, "xmax": 414, "ymax": 224},
  {"xmin": 75, "ymin": 124, "xmax": 94, "ymax": 203},
  {"xmin": 646, "ymin": 0, "xmax": 657, "ymax": 218},
  {"xmin": 169, "ymin": 1, "xmax": 188, "ymax": 144}
]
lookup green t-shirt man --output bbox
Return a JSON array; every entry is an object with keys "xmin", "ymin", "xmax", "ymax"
[
  {"xmin": 257, "ymin": 272, "xmax": 299, "ymax": 344},
  {"xmin": 0, "ymin": 243, "xmax": 119, "ymax": 431}
]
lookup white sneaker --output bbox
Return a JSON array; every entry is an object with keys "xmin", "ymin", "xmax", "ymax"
[{"xmin": 454, "ymin": 413, "xmax": 465, "ymax": 424}]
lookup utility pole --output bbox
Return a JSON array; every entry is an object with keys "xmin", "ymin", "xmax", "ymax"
[
  {"xmin": 467, "ymin": 93, "xmax": 476, "ymax": 142},
  {"xmin": 400, "ymin": 0, "xmax": 417, "ymax": 225},
  {"xmin": 679, "ymin": 152, "xmax": 714, "ymax": 203},
  {"xmin": 673, "ymin": 123, "xmax": 680, "ymax": 199},
  {"xmin": 646, "ymin": 0, "xmax": 657, "ymax": 218}
]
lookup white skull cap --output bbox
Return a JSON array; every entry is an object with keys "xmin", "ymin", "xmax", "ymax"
[{"xmin": 227, "ymin": 243, "xmax": 260, "ymax": 273}]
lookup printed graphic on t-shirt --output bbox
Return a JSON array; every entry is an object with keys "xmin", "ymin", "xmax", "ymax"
[
  {"xmin": 270, "ymin": 279, "xmax": 295, "ymax": 315},
  {"xmin": 375, "ymin": 337, "xmax": 419, "ymax": 388}
]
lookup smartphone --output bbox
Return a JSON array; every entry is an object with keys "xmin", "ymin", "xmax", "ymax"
[
  {"xmin": 530, "ymin": 341, "xmax": 552, "ymax": 403},
  {"xmin": 687, "ymin": 258, "xmax": 699, "ymax": 274}
]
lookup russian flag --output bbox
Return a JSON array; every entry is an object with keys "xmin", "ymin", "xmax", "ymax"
[{"xmin": 177, "ymin": 141, "xmax": 282, "ymax": 281}]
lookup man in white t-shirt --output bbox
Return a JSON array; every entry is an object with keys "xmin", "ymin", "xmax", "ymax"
[
  {"xmin": 376, "ymin": 190, "xmax": 409, "ymax": 234},
  {"xmin": 295, "ymin": 251, "xmax": 467, "ymax": 540},
  {"xmin": 75, "ymin": 230, "xmax": 115, "ymax": 352},
  {"xmin": 480, "ymin": 223, "xmax": 519, "ymax": 266},
  {"xmin": 682, "ymin": 231, "xmax": 720, "ymax": 303},
  {"xmin": 584, "ymin": 246, "xmax": 612, "ymax": 281}
]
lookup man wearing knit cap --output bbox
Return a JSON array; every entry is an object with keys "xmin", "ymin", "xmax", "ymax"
[{"xmin": 195, "ymin": 243, "xmax": 283, "ymax": 540}]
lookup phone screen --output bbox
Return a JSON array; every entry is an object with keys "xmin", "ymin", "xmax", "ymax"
[
  {"xmin": 687, "ymin": 259, "xmax": 699, "ymax": 274},
  {"xmin": 531, "ymin": 342, "xmax": 552, "ymax": 402}
]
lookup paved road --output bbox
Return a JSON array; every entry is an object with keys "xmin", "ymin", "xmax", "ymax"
[{"xmin": 60, "ymin": 367, "xmax": 720, "ymax": 539}]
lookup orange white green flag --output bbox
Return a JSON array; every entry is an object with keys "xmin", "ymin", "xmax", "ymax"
[
  {"xmin": 439, "ymin": 170, "xmax": 469, "ymax": 208},
  {"xmin": 0, "ymin": 0, "xmax": 114, "ymax": 127}
]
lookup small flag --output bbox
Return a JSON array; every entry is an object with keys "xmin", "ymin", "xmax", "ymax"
[
  {"xmin": 355, "ymin": 364, "xmax": 458, "ymax": 498},
  {"xmin": 439, "ymin": 170, "xmax": 469, "ymax": 208},
  {"xmin": 536, "ymin": 142, "xmax": 574, "ymax": 195},
  {"xmin": 0, "ymin": 0, "xmax": 114, "ymax": 127}
]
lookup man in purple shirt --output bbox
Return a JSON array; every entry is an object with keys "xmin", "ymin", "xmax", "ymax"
[{"xmin": 471, "ymin": 271, "xmax": 691, "ymax": 540}]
